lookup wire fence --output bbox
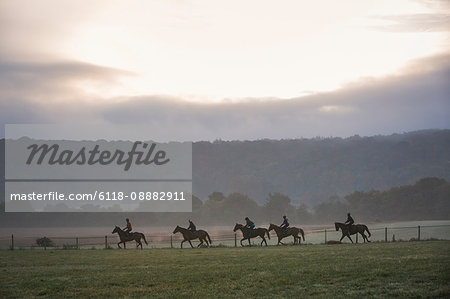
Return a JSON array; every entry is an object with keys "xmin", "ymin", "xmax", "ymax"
[{"xmin": 1, "ymin": 224, "xmax": 449, "ymax": 250}]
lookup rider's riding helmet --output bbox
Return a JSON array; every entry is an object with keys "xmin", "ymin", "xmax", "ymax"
[
  {"xmin": 245, "ymin": 217, "xmax": 249, "ymax": 220},
  {"xmin": 347, "ymin": 213, "xmax": 351, "ymax": 216},
  {"xmin": 283, "ymin": 215, "xmax": 287, "ymax": 219},
  {"xmin": 126, "ymin": 218, "xmax": 129, "ymax": 221}
]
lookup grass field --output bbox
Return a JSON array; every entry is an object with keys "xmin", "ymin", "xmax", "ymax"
[{"xmin": 1, "ymin": 241, "xmax": 449, "ymax": 298}]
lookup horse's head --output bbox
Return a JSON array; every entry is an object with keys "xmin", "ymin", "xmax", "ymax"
[
  {"xmin": 335, "ymin": 222, "xmax": 339, "ymax": 231},
  {"xmin": 112, "ymin": 226, "xmax": 120, "ymax": 234},
  {"xmin": 173, "ymin": 225, "xmax": 180, "ymax": 234},
  {"xmin": 233, "ymin": 223, "xmax": 242, "ymax": 232},
  {"xmin": 268, "ymin": 224, "xmax": 276, "ymax": 231}
]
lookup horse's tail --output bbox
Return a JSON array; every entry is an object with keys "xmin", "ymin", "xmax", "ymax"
[
  {"xmin": 206, "ymin": 232, "xmax": 212, "ymax": 244},
  {"xmin": 365, "ymin": 226, "xmax": 371, "ymax": 238},
  {"xmin": 301, "ymin": 229, "xmax": 305, "ymax": 241},
  {"xmin": 266, "ymin": 229, "xmax": 271, "ymax": 240},
  {"xmin": 141, "ymin": 233, "xmax": 148, "ymax": 245}
]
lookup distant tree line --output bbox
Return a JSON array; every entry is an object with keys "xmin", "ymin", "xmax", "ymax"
[{"xmin": 0, "ymin": 177, "xmax": 448, "ymax": 228}]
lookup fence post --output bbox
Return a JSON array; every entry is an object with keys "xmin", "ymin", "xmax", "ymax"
[
  {"xmin": 324, "ymin": 229, "xmax": 327, "ymax": 244},
  {"xmin": 104, "ymin": 236, "xmax": 108, "ymax": 249},
  {"xmin": 11, "ymin": 234, "xmax": 14, "ymax": 250},
  {"xmin": 385, "ymin": 227, "xmax": 387, "ymax": 242},
  {"xmin": 170, "ymin": 235, "xmax": 173, "ymax": 249},
  {"xmin": 76, "ymin": 237, "xmax": 79, "ymax": 249},
  {"xmin": 418, "ymin": 225, "xmax": 420, "ymax": 241},
  {"xmin": 234, "ymin": 233, "xmax": 237, "ymax": 247}
]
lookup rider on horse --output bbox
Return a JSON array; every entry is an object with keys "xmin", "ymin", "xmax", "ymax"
[
  {"xmin": 187, "ymin": 219, "xmax": 196, "ymax": 232},
  {"xmin": 345, "ymin": 213, "xmax": 354, "ymax": 232},
  {"xmin": 280, "ymin": 215, "xmax": 289, "ymax": 233},
  {"xmin": 123, "ymin": 218, "xmax": 132, "ymax": 236},
  {"xmin": 245, "ymin": 217, "xmax": 255, "ymax": 229}
]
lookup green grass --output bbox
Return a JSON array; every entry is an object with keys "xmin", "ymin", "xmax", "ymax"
[{"xmin": 1, "ymin": 241, "xmax": 449, "ymax": 298}]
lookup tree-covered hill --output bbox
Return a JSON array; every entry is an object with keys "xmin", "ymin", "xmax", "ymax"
[{"xmin": 193, "ymin": 129, "xmax": 450, "ymax": 205}]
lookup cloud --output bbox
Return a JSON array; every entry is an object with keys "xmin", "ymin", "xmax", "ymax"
[
  {"xmin": 0, "ymin": 60, "xmax": 132, "ymax": 98},
  {"xmin": 372, "ymin": 13, "xmax": 450, "ymax": 32},
  {"xmin": 97, "ymin": 53, "xmax": 450, "ymax": 140},
  {"xmin": 413, "ymin": 0, "xmax": 450, "ymax": 11},
  {"xmin": 0, "ymin": 54, "xmax": 449, "ymax": 140},
  {"xmin": 0, "ymin": 59, "xmax": 133, "ymax": 124}
]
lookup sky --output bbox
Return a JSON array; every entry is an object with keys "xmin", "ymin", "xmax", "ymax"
[{"xmin": 0, "ymin": 0, "xmax": 449, "ymax": 140}]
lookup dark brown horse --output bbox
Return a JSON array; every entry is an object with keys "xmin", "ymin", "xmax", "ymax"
[
  {"xmin": 335, "ymin": 222, "xmax": 371, "ymax": 243},
  {"xmin": 233, "ymin": 223, "xmax": 270, "ymax": 246},
  {"xmin": 173, "ymin": 225, "xmax": 212, "ymax": 248},
  {"xmin": 112, "ymin": 226, "xmax": 148, "ymax": 249},
  {"xmin": 268, "ymin": 223, "xmax": 305, "ymax": 245}
]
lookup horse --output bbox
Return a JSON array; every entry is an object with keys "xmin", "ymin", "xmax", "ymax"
[
  {"xmin": 172, "ymin": 225, "xmax": 212, "ymax": 248},
  {"xmin": 334, "ymin": 222, "xmax": 371, "ymax": 243},
  {"xmin": 268, "ymin": 223, "xmax": 305, "ymax": 245},
  {"xmin": 112, "ymin": 226, "xmax": 148, "ymax": 249},
  {"xmin": 233, "ymin": 223, "xmax": 270, "ymax": 246}
]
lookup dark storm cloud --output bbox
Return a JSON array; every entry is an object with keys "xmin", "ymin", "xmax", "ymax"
[{"xmin": 0, "ymin": 54, "xmax": 449, "ymax": 140}]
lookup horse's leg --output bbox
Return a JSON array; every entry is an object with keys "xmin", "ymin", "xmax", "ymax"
[
  {"xmin": 124, "ymin": 242, "xmax": 126, "ymax": 249},
  {"xmin": 363, "ymin": 231, "xmax": 370, "ymax": 242},
  {"xmin": 117, "ymin": 242, "xmax": 122, "ymax": 249},
  {"xmin": 361, "ymin": 232, "xmax": 368, "ymax": 243},
  {"xmin": 248, "ymin": 238, "xmax": 251, "ymax": 247},
  {"xmin": 359, "ymin": 232, "xmax": 364, "ymax": 243},
  {"xmin": 188, "ymin": 240, "xmax": 194, "ymax": 248},
  {"xmin": 339, "ymin": 234, "xmax": 345, "ymax": 242},
  {"xmin": 181, "ymin": 239, "xmax": 185, "ymax": 248},
  {"xmin": 347, "ymin": 234, "xmax": 353, "ymax": 243},
  {"xmin": 240, "ymin": 238, "xmax": 245, "ymax": 247},
  {"xmin": 197, "ymin": 238, "xmax": 203, "ymax": 247}
]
